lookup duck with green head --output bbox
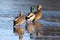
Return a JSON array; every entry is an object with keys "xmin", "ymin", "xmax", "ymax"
[
  {"xmin": 26, "ymin": 5, "xmax": 42, "ymax": 22},
  {"xmin": 26, "ymin": 6, "xmax": 35, "ymax": 22}
]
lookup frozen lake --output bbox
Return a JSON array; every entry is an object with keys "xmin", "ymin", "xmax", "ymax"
[{"xmin": 0, "ymin": 13, "xmax": 60, "ymax": 40}]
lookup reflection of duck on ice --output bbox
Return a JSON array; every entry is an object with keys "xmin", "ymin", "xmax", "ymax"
[
  {"xmin": 26, "ymin": 21, "xmax": 41, "ymax": 38},
  {"xmin": 26, "ymin": 21, "xmax": 35, "ymax": 38},
  {"xmin": 34, "ymin": 21, "xmax": 41, "ymax": 38}
]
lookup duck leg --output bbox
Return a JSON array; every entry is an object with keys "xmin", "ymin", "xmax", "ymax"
[{"xmin": 13, "ymin": 27, "xmax": 15, "ymax": 33}]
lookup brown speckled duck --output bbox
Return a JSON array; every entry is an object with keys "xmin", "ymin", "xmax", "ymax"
[
  {"xmin": 26, "ymin": 5, "xmax": 42, "ymax": 22},
  {"xmin": 34, "ymin": 5, "xmax": 42, "ymax": 21},
  {"xmin": 14, "ymin": 11, "xmax": 25, "ymax": 26},
  {"xmin": 13, "ymin": 11, "xmax": 25, "ymax": 35}
]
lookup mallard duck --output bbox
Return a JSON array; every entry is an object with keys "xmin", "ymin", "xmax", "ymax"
[
  {"xmin": 26, "ymin": 5, "xmax": 42, "ymax": 22},
  {"xmin": 13, "ymin": 11, "xmax": 25, "ymax": 33},
  {"xmin": 14, "ymin": 11, "xmax": 25, "ymax": 26},
  {"xmin": 26, "ymin": 6, "xmax": 35, "ymax": 21},
  {"xmin": 34, "ymin": 5, "xmax": 42, "ymax": 21}
]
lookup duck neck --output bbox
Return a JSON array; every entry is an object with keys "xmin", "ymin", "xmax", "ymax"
[
  {"xmin": 37, "ymin": 8, "xmax": 42, "ymax": 12},
  {"xmin": 37, "ymin": 10, "xmax": 41, "ymax": 12}
]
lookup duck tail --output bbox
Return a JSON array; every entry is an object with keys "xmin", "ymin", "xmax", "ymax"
[
  {"xmin": 25, "ymin": 17, "xmax": 27, "ymax": 21},
  {"xmin": 25, "ymin": 17, "xmax": 29, "ymax": 21}
]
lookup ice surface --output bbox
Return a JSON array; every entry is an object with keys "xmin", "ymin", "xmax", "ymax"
[
  {"xmin": 0, "ymin": 29, "xmax": 31, "ymax": 40},
  {"xmin": 0, "ymin": 17, "xmax": 60, "ymax": 40}
]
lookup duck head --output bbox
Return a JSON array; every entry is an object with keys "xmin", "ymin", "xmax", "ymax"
[
  {"xmin": 19, "ymin": 11, "xmax": 23, "ymax": 16},
  {"xmin": 30, "ymin": 6, "xmax": 35, "ymax": 12},
  {"xmin": 37, "ymin": 5, "xmax": 42, "ymax": 11}
]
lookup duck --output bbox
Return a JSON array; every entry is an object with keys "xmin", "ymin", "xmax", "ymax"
[
  {"xmin": 26, "ymin": 6, "xmax": 35, "ymax": 21},
  {"xmin": 26, "ymin": 12, "xmax": 35, "ymax": 21},
  {"xmin": 34, "ymin": 5, "xmax": 42, "ymax": 21},
  {"xmin": 26, "ymin": 5, "xmax": 42, "ymax": 22},
  {"xmin": 13, "ymin": 11, "xmax": 25, "ymax": 33},
  {"xmin": 14, "ymin": 11, "xmax": 25, "ymax": 26}
]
